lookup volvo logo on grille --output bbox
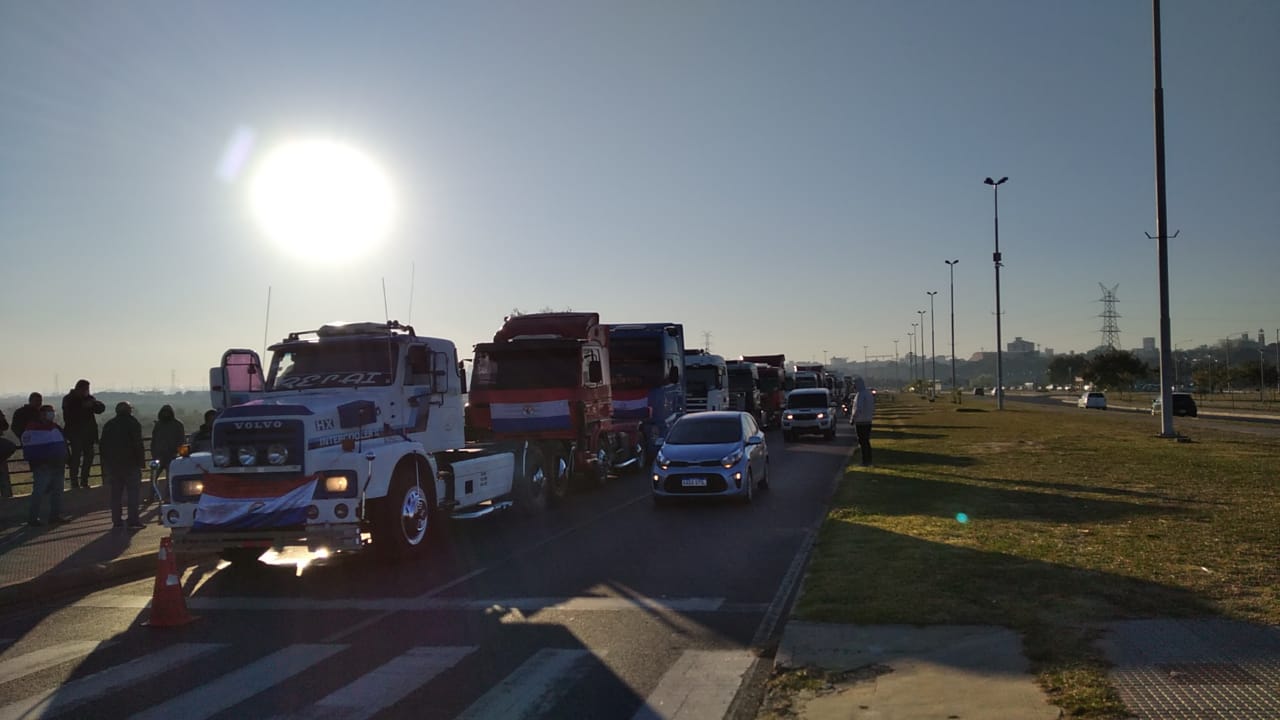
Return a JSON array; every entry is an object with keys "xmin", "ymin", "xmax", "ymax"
[
  {"xmin": 232, "ymin": 421, "xmax": 284, "ymax": 430},
  {"xmin": 522, "ymin": 405, "xmax": 536, "ymax": 416}
]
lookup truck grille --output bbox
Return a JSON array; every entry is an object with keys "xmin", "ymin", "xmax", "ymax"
[{"xmin": 687, "ymin": 398, "xmax": 709, "ymax": 411}]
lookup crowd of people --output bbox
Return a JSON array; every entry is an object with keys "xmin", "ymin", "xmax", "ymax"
[{"xmin": 0, "ymin": 380, "xmax": 218, "ymax": 530}]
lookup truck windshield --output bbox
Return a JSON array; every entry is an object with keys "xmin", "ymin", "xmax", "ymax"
[
  {"xmin": 267, "ymin": 340, "xmax": 398, "ymax": 390},
  {"xmin": 685, "ymin": 366, "xmax": 720, "ymax": 395},
  {"xmin": 758, "ymin": 373, "xmax": 781, "ymax": 392},
  {"xmin": 728, "ymin": 370, "xmax": 755, "ymax": 393},
  {"xmin": 610, "ymin": 338, "xmax": 664, "ymax": 389},
  {"xmin": 472, "ymin": 349, "xmax": 580, "ymax": 390}
]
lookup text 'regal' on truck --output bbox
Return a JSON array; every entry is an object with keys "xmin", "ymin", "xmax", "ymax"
[
  {"xmin": 466, "ymin": 312, "xmax": 647, "ymax": 497},
  {"xmin": 606, "ymin": 323, "xmax": 686, "ymax": 461},
  {"xmin": 725, "ymin": 360, "xmax": 762, "ymax": 426},
  {"xmin": 162, "ymin": 321, "xmax": 549, "ymax": 564},
  {"xmin": 739, "ymin": 354, "xmax": 786, "ymax": 429},
  {"xmin": 683, "ymin": 349, "xmax": 729, "ymax": 412}
]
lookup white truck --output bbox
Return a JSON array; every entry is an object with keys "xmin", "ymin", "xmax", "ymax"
[
  {"xmin": 161, "ymin": 321, "xmax": 547, "ymax": 563},
  {"xmin": 683, "ymin": 350, "xmax": 728, "ymax": 412}
]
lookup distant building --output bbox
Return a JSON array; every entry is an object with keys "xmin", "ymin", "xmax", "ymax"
[
  {"xmin": 1007, "ymin": 337, "xmax": 1035, "ymax": 354},
  {"xmin": 1142, "ymin": 337, "xmax": 1156, "ymax": 352},
  {"xmin": 1044, "ymin": 348, "xmax": 1055, "ymax": 359}
]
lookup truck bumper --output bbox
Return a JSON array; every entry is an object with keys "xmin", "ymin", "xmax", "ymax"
[{"xmin": 169, "ymin": 523, "xmax": 364, "ymax": 554}]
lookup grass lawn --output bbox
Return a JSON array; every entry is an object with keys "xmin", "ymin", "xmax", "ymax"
[{"xmin": 792, "ymin": 397, "xmax": 1279, "ymax": 718}]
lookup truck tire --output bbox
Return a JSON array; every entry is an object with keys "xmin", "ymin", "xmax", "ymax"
[
  {"xmin": 513, "ymin": 444, "xmax": 548, "ymax": 517},
  {"xmin": 547, "ymin": 446, "xmax": 571, "ymax": 505},
  {"xmin": 373, "ymin": 465, "xmax": 433, "ymax": 562}
]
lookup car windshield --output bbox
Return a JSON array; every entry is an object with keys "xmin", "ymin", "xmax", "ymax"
[
  {"xmin": 788, "ymin": 393, "xmax": 828, "ymax": 409},
  {"xmin": 665, "ymin": 417, "xmax": 741, "ymax": 445}
]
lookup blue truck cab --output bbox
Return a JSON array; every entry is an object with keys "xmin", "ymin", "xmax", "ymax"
[{"xmin": 606, "ymin": 323, "xmax": 686, "ymax": 458}]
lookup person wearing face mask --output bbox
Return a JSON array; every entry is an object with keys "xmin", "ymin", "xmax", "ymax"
[
  {"xmin": 100, "ymin": 402, "xmax": 146, "ymax": 530},
  {"xmin": 20, "ymin": 405, "xmax": 71, "ymax": 526}
]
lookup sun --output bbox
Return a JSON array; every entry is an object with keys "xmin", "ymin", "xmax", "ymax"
[{"xmin": 248, "ymin": 138, "xmax": 395, "ymax": 262}]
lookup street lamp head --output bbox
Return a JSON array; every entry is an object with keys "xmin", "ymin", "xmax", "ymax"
[
  {"xmin": 984, "ymin": 177, "xmax": 1008, "ymax": 186},
  {"xmin": 945, "ymin": 259, "xmax": 959, "ymax": 266},
  {"xmin": 927, "ymin": 291, "xmax": 938, "ymax": 297}
]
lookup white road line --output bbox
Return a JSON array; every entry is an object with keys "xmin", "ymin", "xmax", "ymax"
[
  {"xmin": 71, "ymin": 594, "xmax": 741, "ymax": 614},
  {"xmin": 276, "ymin": 645, "xmax": 478, "ymax": 720},
  {"xmin": 0, "ymin": 640, "xmax": 110, "ymax": 685},
  {"xmin": 632, "ymin": 650, "xmax": 756, "ymax": 720},
  {"xmin": 456, "ymin": 648, "xmax": 592, "ymax": 720},
  {"xmin": 0, "ymin": 643, "xmax": 223, "ymax": 720},
  {"xmin": 131, "ymin": 644, "xmax": 345, "ymax": 720}
]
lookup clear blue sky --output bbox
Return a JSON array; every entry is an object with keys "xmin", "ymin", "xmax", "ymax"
[{"xmin": 2, "ymin": 1, "xmax": 1277, "ymax": 394}]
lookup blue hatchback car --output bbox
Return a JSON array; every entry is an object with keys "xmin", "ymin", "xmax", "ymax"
[{"xmin": 651, "ymin": 411, "xmax": 769, "ymax": 505}]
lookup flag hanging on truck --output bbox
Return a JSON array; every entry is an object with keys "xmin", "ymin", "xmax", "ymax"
[{"xmin": 193, "ymin": 474, "xmax": 318, "ymax": 531}]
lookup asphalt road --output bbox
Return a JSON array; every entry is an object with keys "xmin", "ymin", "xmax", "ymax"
[{"xmin": 0, "ymin": 424, "xmax": 855, "ymax": 720}]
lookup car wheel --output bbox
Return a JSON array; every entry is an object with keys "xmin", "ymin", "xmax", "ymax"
[
  {"xmin": 760, "ymin": 461, "xmax": 770, "ymax": 490},
  {"xmin": 740, "ymin": 470, "xmax": 754, "ymax": 504}
]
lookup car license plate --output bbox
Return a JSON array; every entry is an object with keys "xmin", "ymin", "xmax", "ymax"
[{"xmin": 681, "ymin": 477, "xmax": 708, "ymax": 487}]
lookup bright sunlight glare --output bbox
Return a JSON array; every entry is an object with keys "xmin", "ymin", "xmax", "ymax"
[{"xmin": 248, "ymin": 138, "xmax": 395, "ymax": 262}]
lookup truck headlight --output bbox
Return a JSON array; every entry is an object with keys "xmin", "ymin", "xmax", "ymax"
[
  {"xmin": 324, "ymin": 475, "xmax": 349, "ymax": 494},
  {"xmin": 237, "ymin": 447, "xmax": 258, "ymax": 466},
  {"xmin": 266, "ymin": 444, "xmax": 289, "ymax": 465},
  {"xmin": 212, "ymin": 446, "xmax": 231, "ymax": 467},
  {"xmin": 181, "ymin": 479, "xmax": 205, "ymax": 497}
]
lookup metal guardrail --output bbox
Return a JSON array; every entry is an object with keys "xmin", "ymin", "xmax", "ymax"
[{"xmin": 3, "ymin": 446, "xmax": 162, "ymax": 497}]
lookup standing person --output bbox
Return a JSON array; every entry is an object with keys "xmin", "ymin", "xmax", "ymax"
[
  {"xmin": 61, "ymin": 380, "xmax": 105, "ymax": 489},
  {"xmin": 0, "ymin": 410, "xmax": 15, "ymax": 500},
  {"xmin": 146, "ymin": 405, "xmax": 185, "ymax": 505},
  {"xmin": 849, "ymin": 376, "xmax": 876, "ymax": 467},
  {"xmin": 190, "ymin": 409, "xmax": 217, "ymax": 452},
  {"xmin": 100, "ymin": 402, "xmax": 146, "ymax": 529},
  {"xmin": 20, "ymin": 405, "xmax": 71, "ymax": 526},
  {"xmin": 11, "ymin": 392, "xmax": 43, "ymax": 439}
]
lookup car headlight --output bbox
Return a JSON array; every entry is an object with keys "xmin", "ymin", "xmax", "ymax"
[
  {"xmin": 817, "ymin": 412, "xmax": 826, "ymax": 420},
  {"xmin": 180, "ymin": 479, "xmax": 204, "ymax": 497},
  {"xmin": 266, "ymin": 444, "xmax": 289, "ymax": 465},
  {"xmin": 237, "ymin": 447, "xmax": 258, "ymax": 466},
  {"xmin": 721, "ymin": 449, "xmax": 743, "ymax": 468},
  {"xmin": 785, "ymin": 413, "xmax": 794, "ymax": 420},
  {"xmin": 656, "ymin": 451, "xmax": 670, "ymax": 470},
  {"xmin": 212, "ymin": 446, "xmax": 231, "ymax": 467}
]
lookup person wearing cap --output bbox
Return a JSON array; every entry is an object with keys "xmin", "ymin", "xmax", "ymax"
[
  {"xmin": 100, "ymin": 401, "xmax": 146, "ymax": 529},
  {"xmin": 20, "ymin": 405, "xmax": 71, "ymax": 526},
  {"xmin": 61, "ymin": 380, "xmax": 105, "ymax": 489}
]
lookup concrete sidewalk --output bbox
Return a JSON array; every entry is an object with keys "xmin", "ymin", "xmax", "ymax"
[
  {"xmin": 0, "ymin": 482, "xmax": 175, "ymax": 609},
  {"xmin": 771, "ymin": 622, "xmax": 1062, "ymax": 719}
]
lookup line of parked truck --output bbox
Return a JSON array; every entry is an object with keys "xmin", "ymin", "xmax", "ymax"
[{"xmin": 159, "ymin": 312, "xmax": 855, "ymax": 563}]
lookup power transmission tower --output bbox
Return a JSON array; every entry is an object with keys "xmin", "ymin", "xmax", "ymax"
[
  {"xmin": 702, "ymin": 331, "xmax": 712, "ymax": 352},
  {"xmin": 1097, "ymin": 283, "xmax": 1121, "ymax": 349}
]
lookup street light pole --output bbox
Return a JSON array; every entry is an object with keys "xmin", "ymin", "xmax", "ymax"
[
  {"xmin": 984, "ymin": 176, "xmax": 1008, "ymax": 409},
  {"xmin": 927, "ymin": 291, "xmax": 938, "ymax": 398},
  {"xmin": 909, "ymin": 329, "xmax": 917, "ymax": 388},
  {"xmin": 916, "ymin": 310, "xmax": 927, "ymax": 392},
  {"xmin": 945, "ymin": 259, "xmax": 959, "ymax": 392},
  {"xmin": 893, "ymin": 339, "xmax": 900, "ymax": 388}
]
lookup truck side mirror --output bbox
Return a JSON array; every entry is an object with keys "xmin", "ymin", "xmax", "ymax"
[{"xmin": 588, "ymin": 360, "xmax": 604, "ymax": 384}]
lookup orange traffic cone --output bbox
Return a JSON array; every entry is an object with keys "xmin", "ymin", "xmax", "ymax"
[{"xmin": 143, "ymin": 536, "xmax": 196, "ymax": 627}]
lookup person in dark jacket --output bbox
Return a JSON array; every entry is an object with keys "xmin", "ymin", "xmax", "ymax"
[
  {"xmin": 190, "ymin": 409, "xmax": 217, "ymax": 452},
  {"xmin": 11, "ymin": 392, "xmax": 43, "ymax": 440},
  {"xmin": 146, "ymin": 405, "xmax": 185, "ymax": 505},
  {"xmin": 61, "ymin": 380, "xmax": 105, "ymax": 489},
  {"xmin": 20, "ymin": 405, "xmax": 71, "ymax": 526},
  {"xmin": 100, "ymin": 401, "xmax": 146, "ymax": 529},
  {"xmin": 0, "ymin": 410, "xmax": 15, "ymax": 499}
]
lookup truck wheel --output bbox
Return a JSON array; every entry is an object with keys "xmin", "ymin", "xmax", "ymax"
[
  {"xmin": 219, "ymin": 548, "xmax": 263, "ymax": 565},
  {"xmin": 547, "ymin": 448, "xmax": 571, "ymax": 505},
  {"xmin": 374, "ymin": 466, "xmax": 433, "ymax": 561},
  {"xmin": 513, "ymin": 444, "xmax": 548, "ymax": 517}
]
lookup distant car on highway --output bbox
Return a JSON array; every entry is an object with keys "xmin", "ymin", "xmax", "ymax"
[
  {"xmin": 651, "ymin": 411, "xmax": 768, "ymax": 505},
  {"xmin": 1077, "ymin": 391, "xmax": 1107, "ymax": 410},
  {"xmin": 1152, "ymin": 392, "xmax": 1197, "ymax": 417}
]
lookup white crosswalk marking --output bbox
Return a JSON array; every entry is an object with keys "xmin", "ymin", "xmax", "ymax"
[
  {"xmin": 0, "ymin": 643, "xmax": 223, "ymax": 720},
  {"xmin": 131, "ymin": 644, "xmax": 344, "ymax": 720},
  {"xmin": 456, "ymin": 648, "xmax": 592, "ymax": 720},
  {"xmin": 279, "ymin": 645, "xmax": 478, "ymax": 720},
  {"xmin": 631, "ymin": 650, "xmax": 756, "ymax": 720},
  {"xmin": 0, "ymin": 640, "xmax": 110, "ymax": 685}
]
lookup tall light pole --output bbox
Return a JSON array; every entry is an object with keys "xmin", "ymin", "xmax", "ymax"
[
  {"xmin": 908, "ymin": 329, "xmax": 917, "ymax": 388},
  {"xmin": 1150, "ymin": 0, "xmax": 1176, "ymax": 436},
  {"xmin": 863, "ymin": 345, "xmax": 869, "ymax": 379},
  {"xmin": 916, "ymin": 310, "xmax": 927, "ymax": 391},
  {"xmin": 945, "ymin": 259, "xmax": 959, "ymax": 391},
  {"xmin": 927, "ymin": 291, "xmax": 938, "ymax": 397},
  {"xmin": 893, "ymin": 339, "xmax": 900, "ymax": 388},
  {"xmin": 984, "ymin": 176, "xmax": 1008, "ymax": 409}
]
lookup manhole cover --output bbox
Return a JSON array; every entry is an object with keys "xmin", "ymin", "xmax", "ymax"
[{"xmin": 1156, "ymin": 663, "xmax": 1259, "ymax": 685}]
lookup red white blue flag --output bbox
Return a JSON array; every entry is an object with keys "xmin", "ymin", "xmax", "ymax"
[{"xmin": 193, "ymin": 474, "xmax": 317, "ymax": 531}]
